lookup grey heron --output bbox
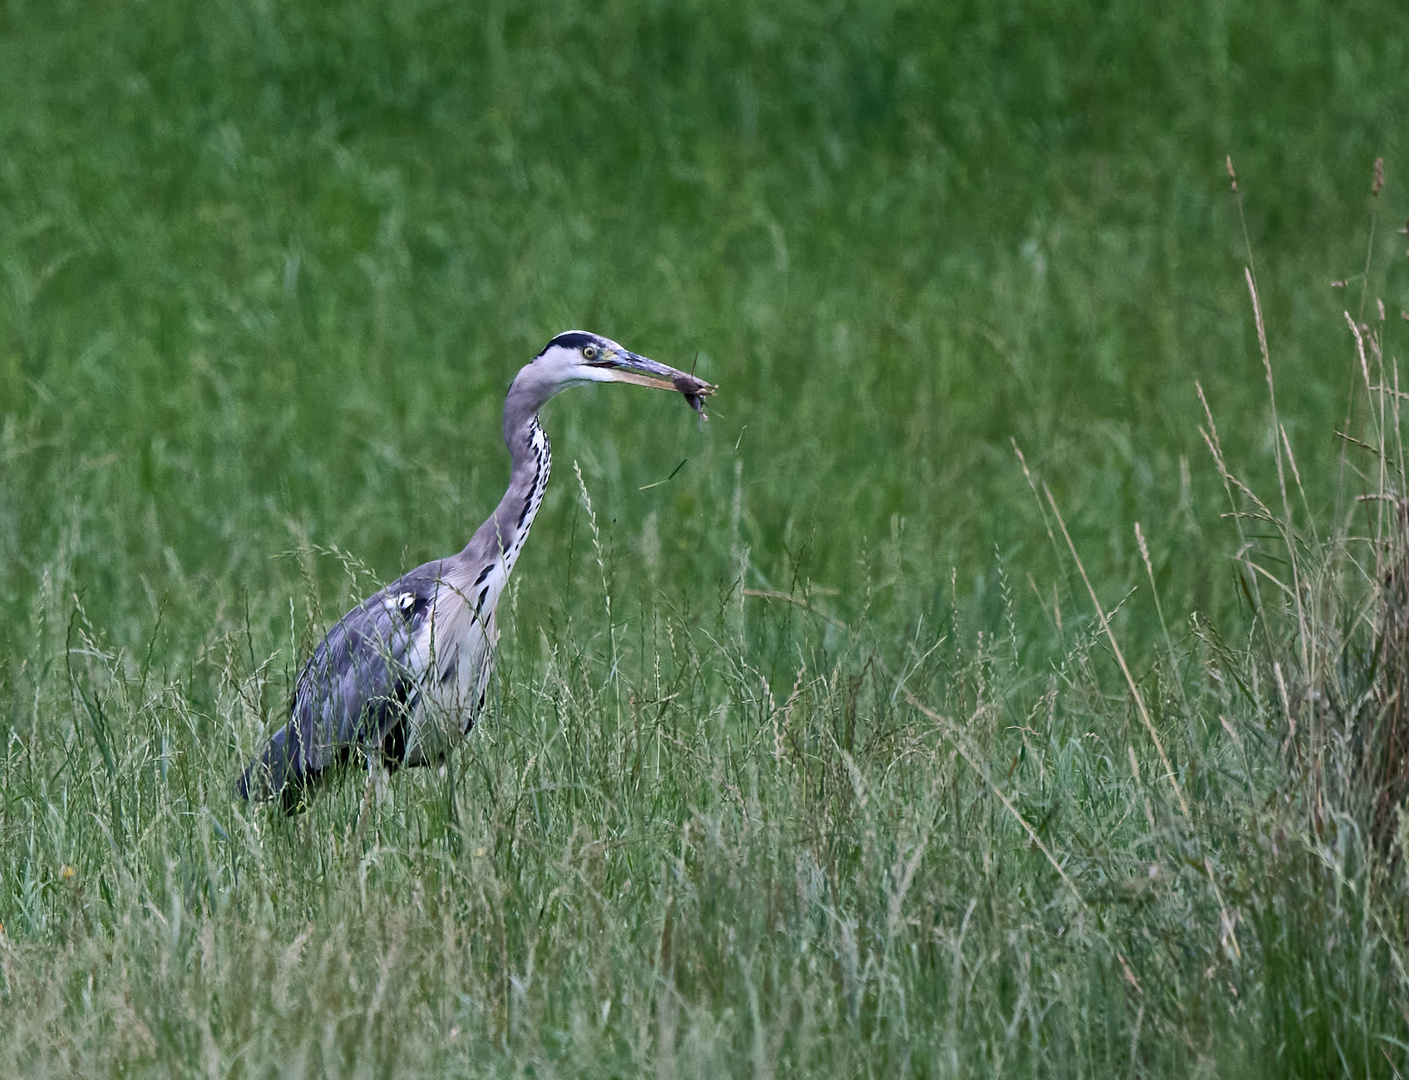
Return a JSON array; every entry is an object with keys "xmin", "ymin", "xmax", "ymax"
[{"xmin": 237, "ymin": 331, "xmax": 715, "ymax": 808}]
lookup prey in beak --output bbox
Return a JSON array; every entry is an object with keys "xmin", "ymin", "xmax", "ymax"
[{"xmin": 588, "ymin": 348, "xmax": 717, "ymax": 420}]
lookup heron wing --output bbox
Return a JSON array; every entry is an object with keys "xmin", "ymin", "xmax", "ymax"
[{"xmin": 237, "ymin": 562, "xmax": 444, "ymax": 804}]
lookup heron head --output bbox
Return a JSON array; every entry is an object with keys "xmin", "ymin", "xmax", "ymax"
[{"xmin": 522, "ymin": 331, "xmax": 716, "ymax": 408}]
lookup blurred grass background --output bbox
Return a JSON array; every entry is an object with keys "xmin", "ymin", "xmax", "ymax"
[{"xmin": 2, "ymin": 0, "xmax": 1409, "ymax": 1076}]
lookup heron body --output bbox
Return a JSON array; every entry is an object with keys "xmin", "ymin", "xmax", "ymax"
[{"xmin": 238, "ymin": 331, "xmax": 714, "ymax": 807}]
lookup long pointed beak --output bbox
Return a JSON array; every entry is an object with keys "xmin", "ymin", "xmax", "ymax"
[{"xmin": 591, "ymin": 349, "xmax": 717, "ymax": 404}]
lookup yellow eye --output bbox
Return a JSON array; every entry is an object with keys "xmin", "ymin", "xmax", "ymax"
[{"xmin": 582, "ymin": 345, "xmax": 598, "ymax": 360}]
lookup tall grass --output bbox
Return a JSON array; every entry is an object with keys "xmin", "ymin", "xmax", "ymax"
[{"xmin": 6, "ymin": 257, "xmax": 1409, "ymax": 1074}]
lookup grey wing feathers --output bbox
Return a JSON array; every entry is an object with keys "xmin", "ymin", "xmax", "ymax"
[{"xmin": 237, "ymin": 564, "xmax": 440, "ymax": 806}]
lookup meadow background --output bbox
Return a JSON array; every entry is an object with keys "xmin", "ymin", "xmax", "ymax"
[{"xmin": 1, "ymin": 0, "xmax": 1408, "ymax": 1075}]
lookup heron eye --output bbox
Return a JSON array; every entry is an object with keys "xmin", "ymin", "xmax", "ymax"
[{"xmin": 582, "ymin": 345, "xmax": 598, "ymax": 360}]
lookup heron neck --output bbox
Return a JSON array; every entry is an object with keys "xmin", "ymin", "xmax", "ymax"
[{"xmin": 461, "ymin": 397, "xmax": 553, "ymax": 569}]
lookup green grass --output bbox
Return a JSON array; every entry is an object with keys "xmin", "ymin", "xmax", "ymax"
[{"xmin": 3, "ymin": 0, "xmax": 1409, "ymax": 1075}]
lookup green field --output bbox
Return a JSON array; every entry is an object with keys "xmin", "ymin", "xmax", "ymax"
[{"xmin": 2, "ymin": 1, "xmax": 1409, "ymax": 1075}]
